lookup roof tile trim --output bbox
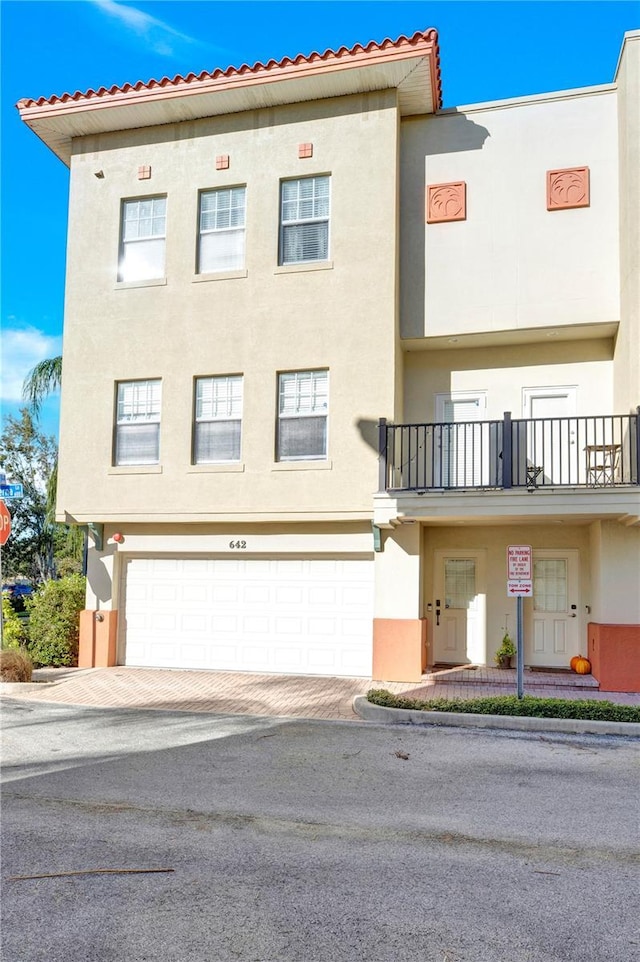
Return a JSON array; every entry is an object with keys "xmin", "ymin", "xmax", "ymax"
[{"xmin": 17, "ymin": 29, "xmax": 441, "ymax": 110}]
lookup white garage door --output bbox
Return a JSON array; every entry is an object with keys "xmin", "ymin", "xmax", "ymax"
[{"xmin": 120, "ymin": 556, "xmax": 374, "ymax": 677}]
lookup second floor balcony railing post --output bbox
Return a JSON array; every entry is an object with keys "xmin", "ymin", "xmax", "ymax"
[
  {"xmin": 378, "ymin": 418, "xmax": 388, "ymax": 493},
  {"xmin": 502, "ymin": 412, "xmax": 512, "ymax": 489},
  {"xmin": 635, "ymin": 406, "xmax": 640, "ymax": 485}
]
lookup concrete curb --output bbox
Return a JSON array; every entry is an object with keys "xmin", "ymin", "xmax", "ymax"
[
  {"xmin": 0, "ymin": 681, "xmax": 56, "ymax": 693},
  {"xmin": 353, "ymin": 696, "xmax": 640, "ymax": 738}
]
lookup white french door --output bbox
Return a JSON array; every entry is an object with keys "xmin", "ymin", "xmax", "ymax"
[
  {"xmin": 435, "ymin": 392, "xmax": 487, "ymax": 487},
  {"xmin": 522, "ymin": 387, "xmax": 577, "ymax": 485}
]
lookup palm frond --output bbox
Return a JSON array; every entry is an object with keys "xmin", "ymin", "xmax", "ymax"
[{"xmin": 22, "ymin": 356, "xmax": 63, "ymax": 416}]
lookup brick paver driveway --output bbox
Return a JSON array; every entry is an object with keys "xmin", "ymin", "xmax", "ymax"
[{"xmin": 4, "ymin": 665, "xmax": 638, "ymax": 719}]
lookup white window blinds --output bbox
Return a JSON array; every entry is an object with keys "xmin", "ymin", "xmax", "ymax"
[
  {"xmin": 119, "ymin": 197, "xmax": 166, "ymax": 282},
  {"xmin": 194, "ymin": 376, "xmax": 243, "ymax": 463},
  {"xmin": 198, "ymin": 187, "xmax": 246, "ymax": 273},
  {"xmin": 280, "ymin": 177, "xmax": 329, "ymax": 264},
  {"xmin": 277, "ymin": 370, "xmax": 328, "ymax": 460},
  {"xmin": 115, "ymin": 380, "xmax": 161, "ymax": 464}
]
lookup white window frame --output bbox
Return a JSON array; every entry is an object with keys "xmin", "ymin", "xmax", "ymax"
[
  {"xmin": 193, "ymin": 375, "xmax": 243, "ymax": 464},
  {"xmin": 198, "ymin": 187, "xmax": 246, "ymax": 274},
  {"xmin": 279, "ymin": 176, "xmax": 330, "ymax": 265},
  {"xmin": 114, "ymin": 379, "xmax": 161, "ymax": 465},
  {"xmin": 277, "ymin": 370, "xmax": 329, "ymax": 461},
  {"xmin": 119, "ymin": 196, "xmax": 167, "ymax": 282}
]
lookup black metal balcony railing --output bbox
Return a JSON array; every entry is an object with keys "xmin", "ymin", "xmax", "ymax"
[{"xmin": 379, "ymin": 410, "xmax": 640, "ymax": 492}]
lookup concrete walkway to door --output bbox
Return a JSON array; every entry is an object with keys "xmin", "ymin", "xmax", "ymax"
[{"xmin": 2, "ymin": 664, "xmax": 639, "ymax": 719}]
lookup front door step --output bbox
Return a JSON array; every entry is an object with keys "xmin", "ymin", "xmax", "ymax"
[{"xmin": 424, "ymin": 665, "xmax": 599, "ymax": 689}]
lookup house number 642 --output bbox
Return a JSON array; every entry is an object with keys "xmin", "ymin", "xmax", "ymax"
[{"xmin": 229, "ymin": 540, "xmax": 247, "ymax": 549}]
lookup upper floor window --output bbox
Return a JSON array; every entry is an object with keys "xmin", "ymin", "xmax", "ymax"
[
  {"xmin": 194, "ymin": 375, "xmax": 243, "ymax": 463},
  {"xmin": 119, "ymin": 196, "xmax": 166, "ymax": 282},
  {"xmin": 115, "ymin": 379, "xmax": 161, "ymax": 465},
  {"xmin": 198, "ymin": 187, "xmax": 246, "ymax": 273},
  {"xmin": 277, "ymin": 370, "xmax": 328, "ymax": 461},
  {"xmin": 279, "ymin": 176, "xmax": 330, "ymax": 265}
]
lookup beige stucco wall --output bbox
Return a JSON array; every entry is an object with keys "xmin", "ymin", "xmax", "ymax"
[
  {"xmin": 400, "ymin": 88, "xmax": 619, "ymax": 340},
  {"xmin": 589, "ymin": 520, "xmax": 640, "ymax": 624},
  {"xmin": 57, "ymin": 91, "xmax": 400, "ymax": 524},
  {"xmin": 374, "ymin": 522, "xmax": 422, "ymax": 618},
  {"xmin": 614, "ymin": 32, "xmax": 640, "ymax": 413},
  {"xmin": 402, "ymin": 340, "xmax": 614, "ymax": 422}
]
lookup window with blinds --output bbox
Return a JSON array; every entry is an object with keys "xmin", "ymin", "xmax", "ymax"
[
  {"xmin": 198, "ymin": 187, "xmax": 246, "ymax": 273},
  {"xmin": 279, "ymin": 176, "xmax": 330, "ymax": 265},
  {"xmin": 194, "ymin": 375, "xmax": 243, "ymax": 463},
  {"xmin": 277, "ymin": 370, "xmax": 328, "ymax": 460},
  {"xmin": 119, "ymin": 197, "xmax": 166, "ymax": 282},
  {"xmin": 115, "ymin": 380, "xmax": 161, "ymax": 465}
]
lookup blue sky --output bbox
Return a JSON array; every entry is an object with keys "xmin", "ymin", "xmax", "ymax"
[{"xmin": 1, "ymin": 0, "xmax": 638, "ymax": 439}]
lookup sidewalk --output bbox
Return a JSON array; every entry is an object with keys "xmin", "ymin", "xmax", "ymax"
[{"xmin": 2, "ymin": 664, "xmax": 638, "ymax": 721}]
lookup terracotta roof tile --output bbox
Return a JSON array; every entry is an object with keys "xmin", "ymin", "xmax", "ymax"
[{"xmin": 17, "ymin": 29, "xmax": 441, "ymax": 110}]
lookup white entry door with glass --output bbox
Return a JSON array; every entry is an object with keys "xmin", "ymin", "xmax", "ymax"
[
  {"xmin": 526, "ymin": 550, "xmax": 580, "ymax": 667},
  {"xmin": 432, "ymin": 550, "xmax": 487, "ymax": 665}
]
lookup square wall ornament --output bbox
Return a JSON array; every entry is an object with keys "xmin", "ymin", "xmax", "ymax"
[
  {"xmin": 547, "ymin": 167, "xmax": 590, "ymax": 210},
  {"xmin": 426, "ymin": 182, "xmax": 466, "ymax": 223},
  {"xmin": 216, "ymin": 155, "xmax": 230, "ymax": 170},
  {"xmin": 298, "ymin": 142, "xmax": 313, "ymax": 158},
  {"xmin": 137, "ymin": 165, "xmax": 151, "ymax": 180}
]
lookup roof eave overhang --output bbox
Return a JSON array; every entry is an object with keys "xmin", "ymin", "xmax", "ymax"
[{"xmin": 18, "ymin": 31, "xmax": 441, "ymax": 166}]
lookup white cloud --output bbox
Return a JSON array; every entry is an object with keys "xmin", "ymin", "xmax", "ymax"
[
  {"xmin": 1, "ymin": 327, "xmax": 62, "ymax": 403},
  {"xmin": 91, "ymin": 0, "xmax": 211, "ymax": 58}
]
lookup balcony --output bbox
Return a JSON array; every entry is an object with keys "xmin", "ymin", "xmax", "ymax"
[{"xmin": 378, "ymin": 411, "xmax": 640, "ymax": 494}]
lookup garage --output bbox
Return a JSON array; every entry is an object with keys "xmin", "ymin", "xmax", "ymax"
[{"xmin": 119, "ymin": 555, "xmax": 374, "ymax": 676}]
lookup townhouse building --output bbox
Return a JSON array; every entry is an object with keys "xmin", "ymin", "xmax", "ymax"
[{"xmin": 18, "ymin": 28, "xmax": 640, "ymax": 689}]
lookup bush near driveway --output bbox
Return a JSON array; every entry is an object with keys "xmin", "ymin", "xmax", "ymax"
[
  {"xmin": 367, "ymin": 689, "xmax": 640, "ymax": 724},
  {"xmin": 1, "ymin": 596, "xmax": 28, "ymax": 650},
  {"xmin": 26, "ymin": 574, "xmax": 86, "ymax": 667},
  {"xmin": 0, "ymin": 649, "xmax": 33, "ymax": 682}
]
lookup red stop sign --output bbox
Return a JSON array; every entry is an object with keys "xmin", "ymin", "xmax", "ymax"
[{"xmin": 0, "ymin": 500, "xmax": 11, "ymax": 546}]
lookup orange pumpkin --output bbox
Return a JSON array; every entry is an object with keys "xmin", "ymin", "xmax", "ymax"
[
  {"xmin": 574, "ymin": 656, "xmax": 592, "ymax": 675},
  {"xmin": 570, "ymin": 654, "xmax": 583, "ymax": 672}
]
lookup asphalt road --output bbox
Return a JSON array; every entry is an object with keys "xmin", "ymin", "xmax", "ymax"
[{"xmin": 1, "ymin": 699, "xmax": 638, "ymax": 962}]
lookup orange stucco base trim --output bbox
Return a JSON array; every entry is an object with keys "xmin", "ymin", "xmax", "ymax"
[
  {"xmin": 78, "ymin": 610, "xmax": 118, "ymax": 668},
  {"xmin": 373, "ymin": 618, "xmax": 427, "ymax": 683},
  {"xmin": 588, "ymin": 622, "xmax": 640, "ymax": 693}
]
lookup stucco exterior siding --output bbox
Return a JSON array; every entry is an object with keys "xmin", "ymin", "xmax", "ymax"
[
  {"xmin": 400, "ymin": 89, "xmax": 619, "ymax": 341},
  {"xmin": 614, "ymin": 34, "xmax": 640, "ymax": 413},
  {"xmin": 57, "ymin": 91, "xmax": 401, "ymax": 523}
]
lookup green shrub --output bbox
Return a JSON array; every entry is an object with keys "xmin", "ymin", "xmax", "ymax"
[
  {"xmin": 0, "ymin": 648, "xmax": 33, "ymax": 682},
  {"xmin": 2, "ymin": 596, "xmax": 28, "ymax": 650},
  {"xmin": 26, "ymin": 574, "xmax": 86, "ymax": 667},
  {"xmin": 366, "ymin": 689, "xmax": 640, "ymax": 724}
]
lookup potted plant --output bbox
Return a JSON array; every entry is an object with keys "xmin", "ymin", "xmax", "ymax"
[{"xmin": 494, "ymin": 631, "xmax": 516, "ymax": 669}]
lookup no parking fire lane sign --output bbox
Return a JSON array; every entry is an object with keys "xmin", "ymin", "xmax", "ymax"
[{"xmin": 507, "ymin": 545, "xmax": 532, "ymax": 597}]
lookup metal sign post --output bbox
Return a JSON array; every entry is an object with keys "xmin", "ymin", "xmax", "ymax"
[
  {"xmin": 507, "ymin": 545, "xmax": 532, "ymax": 700},
  {"xmin": 516, "ymin": 596, "xmax": 524, "ymax": 699}
]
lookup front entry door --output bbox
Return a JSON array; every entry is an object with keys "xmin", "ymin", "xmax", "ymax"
[
  {"xmin": 432, "ymin": 550, "xmax": 486, "ymax": 665},
  {"xmin": 527, "ymin": 550, "xmax": 580, "ymax": 667}
]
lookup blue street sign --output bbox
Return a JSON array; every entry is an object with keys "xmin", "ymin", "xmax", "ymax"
[{"xmin": 0, "ymin": 483, "xmax": 24, "ymax": 500}]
